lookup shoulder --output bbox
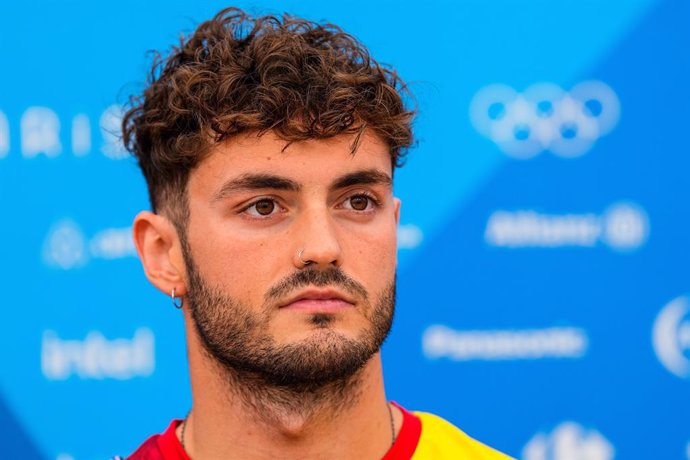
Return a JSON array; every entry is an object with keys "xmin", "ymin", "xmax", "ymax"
[
  {"xmin": 411, "ymin": 411, "xmax": 514, "ymax": 460},
  {"xmin": 122, "ymin": 435, "xmax": 163, "ymax": 460},
  {"xmin": 119, "ymin": 420, "xmax": 187, "ymax": 460}
]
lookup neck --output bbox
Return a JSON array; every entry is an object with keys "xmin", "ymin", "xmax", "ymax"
[
  {"xmin": 181, "ymin": 317, "xmax": 396, "ymax": 460},
  {"xmin": 206, "ymin": 346, "xmax": 365, "ymax": 428}
]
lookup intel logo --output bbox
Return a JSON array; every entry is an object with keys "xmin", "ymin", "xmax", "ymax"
[
  {"xmin": 41, "ymin": 328, "xmax": 155, "ymax": 380},
  {"xmin": 470, "ymin": 81, "xmax": 620, "ymax": 159}
]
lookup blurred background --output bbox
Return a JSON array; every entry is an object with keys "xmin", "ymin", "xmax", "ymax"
[{"xmin": 1, "ymin": 0, "xmax": 688, "ymax": 459}]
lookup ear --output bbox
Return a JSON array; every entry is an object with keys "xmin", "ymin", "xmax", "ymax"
[
  {"xmin": 393, "ymin": 197, "xmax": 401, "ymax": 226},
  {"xmin": 132, "ymin": 211, "xmax": 188, "ymax": 297}
]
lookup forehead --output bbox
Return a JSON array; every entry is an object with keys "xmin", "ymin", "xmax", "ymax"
[{"xmin": 189, "ymin": 131, "xmax": 393, "ymax": 193}]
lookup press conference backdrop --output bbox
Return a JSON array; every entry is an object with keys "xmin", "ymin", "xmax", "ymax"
[{"xmin": 1, "ymin": 0, "xmax": 688, "ymax": 458}]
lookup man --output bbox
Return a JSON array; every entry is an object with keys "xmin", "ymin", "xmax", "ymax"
[{"xmin": 121, "ymin": 6, "xmax": 512, "ymax": 460}]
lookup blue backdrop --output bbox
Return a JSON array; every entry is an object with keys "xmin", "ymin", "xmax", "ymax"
[{"xmin": 1, "ymin": 1, "xmax": 688, "ymax": 459}]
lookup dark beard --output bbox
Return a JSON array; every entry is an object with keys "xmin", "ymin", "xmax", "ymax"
[{"xmin": 180, "ymin": 238, "xmax": 395, "ymax": 399}]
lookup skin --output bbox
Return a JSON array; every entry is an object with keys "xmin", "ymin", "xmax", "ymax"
[{"xmin": 133, "ymin": 130, "xmax": 403, "ymax": 460}]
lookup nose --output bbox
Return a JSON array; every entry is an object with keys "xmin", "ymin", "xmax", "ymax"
[{"xmin": 293, "ymin": 207, "xmax": 342, "ymax": 268}]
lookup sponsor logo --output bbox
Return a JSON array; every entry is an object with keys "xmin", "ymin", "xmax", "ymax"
[
  {"xmin": 21, "ymin": 107, "xmax": 62, "ymax": 158},
  {"xmin": 0, "ymin": 110, "xmax": 9, "ymax": 158},
  {"xmin": 100, "ymin": 105, "xmax": 128, "ymax": 159},
  {"xmin": 0, "ymin": 105, "xmax": 126, "ymax": 159},
  {"xmin": 484, "ymin": 202, "xmax": 648, "ymax": 252},
  {"xmin": 522, "ymin": 421, "xmax": 615, "ymax": 460},
  {"xmin": 652, "ymin": 295, "xmax": 690, "ymax": 380},
  {"xmin": 71, "ymin": 114, "xmax": 91, "ymax": 156},
  {"xmin": 422, "ymin": 325, "xmax": 588, "ymax": 361},
  {"xmin": 41, "ymin": 328, "xmax": 155, "ymax": 380},
  {"xmin": 42, "ymin": 219, "xmax": 137, "ymax": 269},
  {"xmin": 470, "ymin": 81, "xmax": 620, "ymax": 159},
  {"xmin": 398, "ymin": 224, "xmax": 424, "ymax": 249}
]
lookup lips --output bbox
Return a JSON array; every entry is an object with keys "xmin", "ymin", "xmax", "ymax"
[{"xmin": 279, "ymin": 288, "xmax": 355, "ymax": 313}]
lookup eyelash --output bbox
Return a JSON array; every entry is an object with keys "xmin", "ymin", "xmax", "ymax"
[
  {"xmin": 241, "ymin": 197, "xmax": 285, "ymax": 218},
  {"xmin": 341, "ymin": 191, "xmax": 381, "ymax": 211},
  {"xmin": 240, "ymin": 192, "xmax": 381, "ymax": 219}
]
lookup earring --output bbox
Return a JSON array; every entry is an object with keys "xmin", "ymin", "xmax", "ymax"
[{"xmin": 171, "ymin": 287, "xmax": 184, "ymax": 309}]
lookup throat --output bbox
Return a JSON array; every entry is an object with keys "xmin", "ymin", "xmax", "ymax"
[
  {"xmin": 269, "ymin": 412, "xmax": 321, "ymax": 439},
  {"xmin": 224, "ymin": 363, "xmax": 365, "ymax": 428}
]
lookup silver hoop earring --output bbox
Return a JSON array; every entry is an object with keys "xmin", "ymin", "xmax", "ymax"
[
  {"xmin": 171, "ymin": 287, "xmax": 183, "ymax": 309},
  {"xmin": 297, "ymin": 249, "xmax": 312, "ymax": 266}
]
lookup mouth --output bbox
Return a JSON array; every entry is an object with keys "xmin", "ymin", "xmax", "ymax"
[{"xmin": 279, "ymin": 288, "xmax": 356, "ymax": 313}]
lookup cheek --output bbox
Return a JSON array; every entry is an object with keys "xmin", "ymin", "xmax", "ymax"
[
  {"xmin": 187, "ymin": 226, "xmax": 280, "ymax": 302},
  {"xmin": 343, "ymin": 218, "xmax": 398, "ymax": 283}
]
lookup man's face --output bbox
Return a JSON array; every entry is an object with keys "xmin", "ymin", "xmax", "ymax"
[{"xmin": 180, "ymin": 131, "xmax": 399, "ymax": 388}]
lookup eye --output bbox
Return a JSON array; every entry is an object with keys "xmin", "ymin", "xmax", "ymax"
[
  {"xmin": 343, "ymin": 193, "xmax": 378, "ymax": 212},
  {"xmin": 349, "ymin": 195, "xmax": 369, "ymax": 211},
  {"xmin": 246, "ymin": 198, "xmax": 277, "ymax": 217}
]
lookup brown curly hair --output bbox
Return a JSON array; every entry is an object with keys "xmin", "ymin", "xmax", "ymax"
[{"xmin": 122, "ymin": 7, "xmax": 415, "ymax": 224}]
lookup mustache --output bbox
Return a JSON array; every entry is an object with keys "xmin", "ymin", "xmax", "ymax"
[{"xmin": 265, "ymin": 266, "xmax": 368, "ymax": 303}]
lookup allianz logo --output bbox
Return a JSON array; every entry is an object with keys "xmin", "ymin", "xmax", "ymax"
[
  {"xmin": 41, "ymin": 328, "xmax": 155, "ymax": 380},
  {"xmin": 470, "ymin": 80, "xmax": 620, "ymax": 159},
  {"xmin": 484, "ymin": 202, "xmax": 648, "ymax": 252},
  {"xmin": 653, "ymin": 295, "xmax": 690, "ymax": 380},
  {"xmin": 422, "ymin": 325, "xmax": 588, "ymax": 361},
  {"xmin": 522, "ymin": 421, "xmax": 614, "ymax": 460},
  {"xmin": 0, "ymin": 105, "xmax": 127, "ymax": 160},
  {"xmin": 42, "ymin": 219, "xmax": 137, "ymax": 269}
]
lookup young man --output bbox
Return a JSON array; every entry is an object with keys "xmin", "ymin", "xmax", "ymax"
[{"xmin": 121, "ymin": 7, "xmax": 512, "ymax": 460}]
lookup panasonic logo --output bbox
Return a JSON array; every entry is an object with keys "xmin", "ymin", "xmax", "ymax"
[{"xmin": 422, "ymin": 325, "xmax": 588, "ymax": 361}]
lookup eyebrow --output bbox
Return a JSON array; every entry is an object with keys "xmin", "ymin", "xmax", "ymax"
[
  {"xmin": 329, "ymin": 169, "xmax": 392, "ymax": 191},
  {"xmin": 213, "ymin": 174, "xmax": 301, "ymax": 201},
  {"xmin": 212, "ymin": 169, "xmax": 392, "ymax": 201}
]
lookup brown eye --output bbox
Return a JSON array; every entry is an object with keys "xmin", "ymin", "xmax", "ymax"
[
  {"xmin": 254, "ymin": 199, "xmax": 275, "ymax": 216},
  {"xmin": 349, "ymin": 195, "xmax": 369, "ymax": 211}
]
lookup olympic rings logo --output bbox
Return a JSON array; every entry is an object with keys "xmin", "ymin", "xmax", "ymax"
[{"xmin": 469, "ymin": 81, "xmax": 620, "ymax": 159}]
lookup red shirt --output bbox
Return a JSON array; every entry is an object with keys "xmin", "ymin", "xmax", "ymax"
[{"xmin": 126, "ymin": 403, "xmax": 422, "ymax": 460}]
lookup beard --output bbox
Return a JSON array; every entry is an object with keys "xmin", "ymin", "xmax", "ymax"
[{"xmin": 181, "ymin": 240, "xmax": 395, "ymax": 392}]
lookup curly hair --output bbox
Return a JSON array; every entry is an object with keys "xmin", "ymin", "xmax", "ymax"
[{"xmin": 122, "ymin": 7, "xmax": 415, "ymax": 224}]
